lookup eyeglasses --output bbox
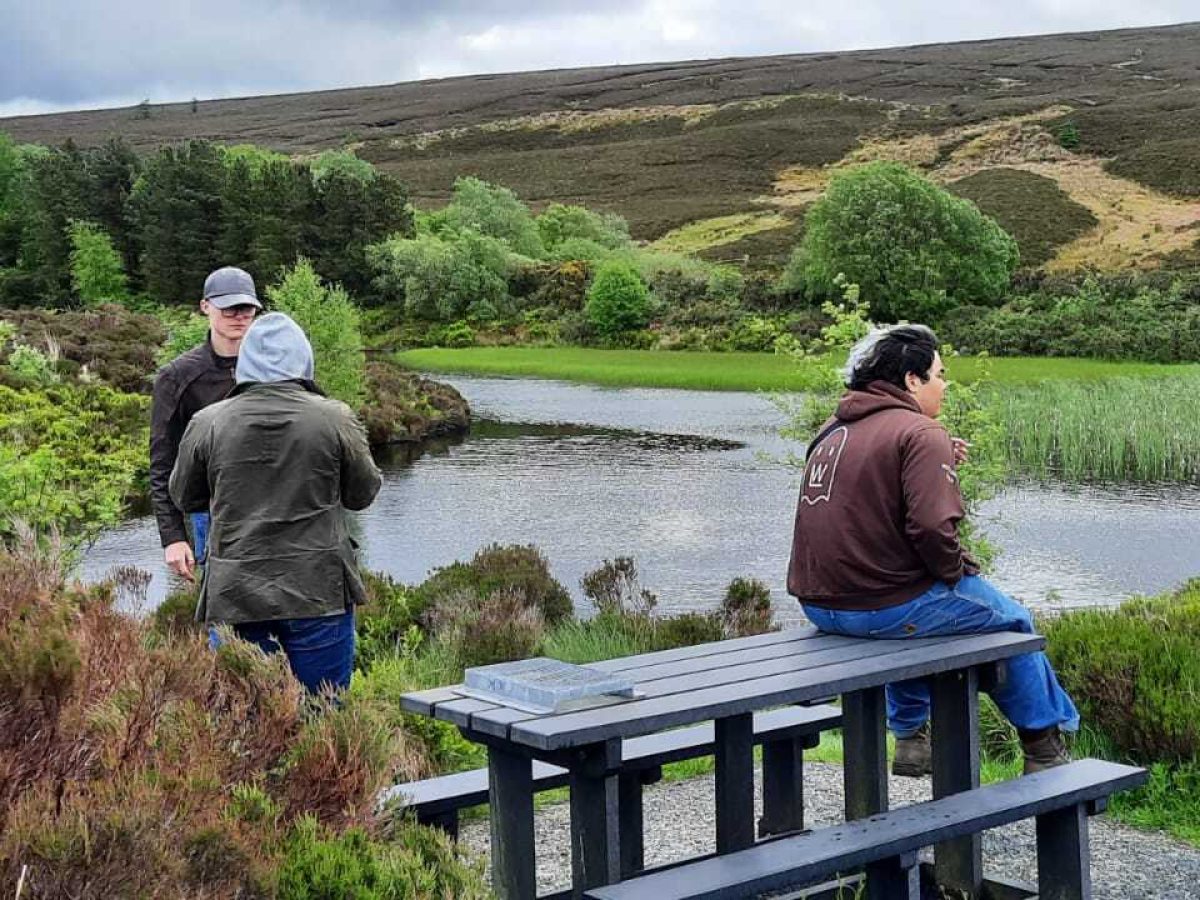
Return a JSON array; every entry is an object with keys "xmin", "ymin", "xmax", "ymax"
[{"xmin": 217, "ymin": 304, "xmax": 259, "ymax": 319}]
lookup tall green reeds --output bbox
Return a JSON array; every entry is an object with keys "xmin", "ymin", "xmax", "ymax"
[{"xmin": 995, "ymin": 373, "xmax": 1200, "ymax": 482}]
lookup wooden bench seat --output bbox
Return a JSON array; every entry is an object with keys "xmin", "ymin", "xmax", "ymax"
[
  {"xmin": 384, "ymin": 703, "xmax": 842, "ymax": 842},
  {"xmin": 584, "ymin": 758, "xmax": 1147, "ymax": 900}
]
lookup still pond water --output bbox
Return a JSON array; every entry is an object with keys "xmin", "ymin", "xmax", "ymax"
[{"xmin": 85, "ymin": 376, "xmax": 1200, "ymax": 624}]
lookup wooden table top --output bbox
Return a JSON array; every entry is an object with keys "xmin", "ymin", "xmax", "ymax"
[{"xmin": 401, "ymin": 626, "xmax": 1044, "ymax": 752}]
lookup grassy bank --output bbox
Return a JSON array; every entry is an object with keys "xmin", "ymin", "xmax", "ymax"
[{"xmin": 395, "ymin": 346, "xmax": 1194, "ymax": 392}]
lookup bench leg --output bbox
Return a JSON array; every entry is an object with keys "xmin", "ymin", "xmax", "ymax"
[
  {"xmin": 715, "ymin": 712, "xmax": 756, "ymax": 852},
  {"xmin": 488, "ymin": 745, "xmax": 536, "ymax": 900},
  {"xmin": 417, "ymin": 808, "xmax": 460, "ymax": 840},
  {"xmin": 759, "ymin": 733, "xmax": 813, "ymax": 837},
  {"xmin": 618, "ymin": 768, "xmax": 656, "ymax": 878},
  {"xmin": 843, "ymin": 687, "xmax": 888, "ymax": 820},
  {"xmin": 932, "ymin": 667, "xmax": 983, "ymax": 896},
  {"xmin": 1037, "ymin": 803, "xmax": 1092, "ymax": 900},
  {"xmin": 570, "ymin": 740, "xmax": 621, "ymax": 897},
  {"xmin": 866, "ymin": 850, "xmax": 920, "ymax": 900}
]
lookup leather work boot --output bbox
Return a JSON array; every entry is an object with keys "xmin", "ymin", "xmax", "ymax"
[
  {"xmin": 892, "ymin": 722, "xmax": 932, "ymax": 777},
  {"xmin": 1020, "ymin": 726, "xmax": 1071, "ymax": 775}
]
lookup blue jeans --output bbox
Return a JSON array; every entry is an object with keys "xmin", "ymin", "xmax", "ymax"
[
  {"xmin": 803, "ymin": 576, "xmax": 1079, "ymax": 738},
  {"xmin": 190, "ymin": 511, "xmax": 210, "ymax": 565},
  {"xmin": 208, "ymin": 610, "xmax": 356, "ymax": 695}
]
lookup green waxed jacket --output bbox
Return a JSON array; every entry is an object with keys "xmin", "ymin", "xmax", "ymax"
[{"xmin": 169, "ymin": 381, "xmax": 382, "ymax": 625}]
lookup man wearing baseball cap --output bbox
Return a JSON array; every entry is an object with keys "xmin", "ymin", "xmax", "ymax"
[{"xmin": 150, "ymin": 267, "xmax": 263, "ymax": 582}]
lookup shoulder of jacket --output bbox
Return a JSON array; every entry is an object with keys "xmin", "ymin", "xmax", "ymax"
[
  {"xmin": 191, "ymin": 396, "xmax": 235, "ymax": 425},
  {"xmin": 156, "ymin": 342, "xmax": 212, "ymax": 382},
  {"xmin": 903, "ymin": 418, "xmax": 951, "ymax": 447}
]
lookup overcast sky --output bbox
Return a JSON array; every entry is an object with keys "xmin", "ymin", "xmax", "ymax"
[{"xmin": 3, "ymin": 1, "xmax": 1198, "ymax": 118}]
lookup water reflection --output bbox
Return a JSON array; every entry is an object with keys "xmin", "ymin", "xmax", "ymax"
[{"xmin": 83, "ymin": 375, "xmax": 1200, "ymax": 618}]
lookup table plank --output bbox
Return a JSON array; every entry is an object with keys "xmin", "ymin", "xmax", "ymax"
[
  {"xmin": 510, "ymin": 632, "xmax": 1044, "ymax": 750},
  {"xmin": 591, "ymin": 632, "xmax": 861, "ymax": 684},
  {"xmin": 467, "ymin": 635, "xmax": 965, "ymax": 737},
  {"xmin": 587, "ymin": 626, "xmax": 825, "ymax": 673}
]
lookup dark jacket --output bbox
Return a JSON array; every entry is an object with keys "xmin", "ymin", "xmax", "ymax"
[
  {"xmin": 150, "ymin": 339, "xmax": 237, "ymax": 546},
  {"xmin": 169, "ymin": 381, "xmax": 382, "ymax": 625},
  {"xmin": 786, "ymin": 381, "xmax": 977, "ymax": 611}
]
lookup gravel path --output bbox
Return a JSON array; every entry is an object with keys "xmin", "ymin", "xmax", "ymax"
[{"xmin": 459, "ymin": 761, "xmax": 1200, "ymax": 898}]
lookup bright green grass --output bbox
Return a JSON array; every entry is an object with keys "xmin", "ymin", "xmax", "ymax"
[{"xmin": 395, "ymin": 347, "xmax": 1195, "ymax": 392}]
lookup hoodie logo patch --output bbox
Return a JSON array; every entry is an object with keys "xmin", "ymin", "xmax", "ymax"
[{"xmin": 801, "ymin": 426, "xmax": 848, "ymax": 505}]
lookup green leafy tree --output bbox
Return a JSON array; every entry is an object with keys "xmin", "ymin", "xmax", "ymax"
[
  {"xmin": 310, "ymin": 149, "xmax": 376, "ymax": 184},
  {"xmin": 19, "ymin": 142, "xmax": 91, "ymax": 303},
  {"xmin": 367, "ymin": 231, "xmax": 510, "ymax": 322},
  {"xmin": 432, "ymin": 176, "xmax": 543, "ymax": 258},
  {"xmin": 536, "ymin": 203, "xmax": 630, "ymax": 255},
  {"xmin": 585, "ymin": 260, "xmax": 651, "ymax": 335},
  {"xmin": 0, "ymin": 133, "xmax": 24, "ymax": 269},
  {"xmin": 219, "ymin": 143, "xmax": 288, "ymax": 177},
  {"xmin": 83, "ymin": 138, "xmax": 141, "ymax": 283},
  {"xmin": 68, "ymin": 220, "xmax": 129, "ymax": 306},
  {"xmin": 796, "ymin": 162, "xmax": 1019, "ymax": 322},
  {"xmin": 307, "ymin": 169, "xmax": 412, "ymax": 301},
  {"xmin": 130, "ymin": 141, "xmax": 226, "ymax": 304},
  {"xmin": 267, "ymin": 259, "xmax": 366, "ymax": 407}
]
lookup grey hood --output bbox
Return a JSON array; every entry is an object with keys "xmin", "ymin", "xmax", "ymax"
[{"xmin": 235, "ymin": 312, "xmax": 315, "ymax": 385}]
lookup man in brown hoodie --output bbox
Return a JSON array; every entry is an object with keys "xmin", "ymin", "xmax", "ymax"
[{"xmin": 788, "ymin": 324, "xmax": 1078, "ymax": 776}]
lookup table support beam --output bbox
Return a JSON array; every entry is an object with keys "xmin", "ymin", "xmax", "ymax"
[
  {"xmin": 570, "ymin": 740, "xmax": 621, "ymax": 897},
  {"xmin": 488, "ymin": 745, "xmax": 536, "ymax": 900},
  {"xmin": 842, "ymin": 687, "xmax": 888, "ymax": 821},
  {"xmin": 759, "ymin": 732, "xmax": 815, "ymax": 837},
  {"xmin": 932, "ymin": 667, "xmax": 983, "ymax": 896},
  {"xmin": 715, "ymin": 712, "xmax": 756, "ymax": 852}
]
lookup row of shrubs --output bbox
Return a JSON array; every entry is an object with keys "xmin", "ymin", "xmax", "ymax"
[{"xmin": 941, "ymin": 272, "xmax": 1200, "ymax": 363}]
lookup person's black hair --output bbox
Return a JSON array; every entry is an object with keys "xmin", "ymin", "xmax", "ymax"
[{"xmin": 843, "ymin": 324, "xmax": 939, "ymax": 390}]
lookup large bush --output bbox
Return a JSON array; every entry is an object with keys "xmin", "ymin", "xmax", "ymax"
[
  {"xmin": 267, "ymin": 259, "xmax": 366, "ymax": 407},
  {"xmin": 367, "ymin": 231, "xmax": 510, "ymax": 322},
  {"xmin": 430, "ymin": 176, "xmax": 543, "ymax": 258},
  {"xmin": 795, "ymin": 162, "xmax": 1019, "ymax": 322},
  {"xmin": 585, "ymin": 260, "xmax": 652, "ymax": 335},
  {"xmin": 536, "ymin": 203, "xmax": 630, "ymax": 256},
  {"xmin": 1043, "ymin": 583, "xmax": 1200, "ymax": 762}
]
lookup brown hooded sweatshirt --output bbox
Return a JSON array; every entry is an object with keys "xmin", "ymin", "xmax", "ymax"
[{"xmin": 786, "ymin": 380, "xmax": 977, "ymax": 610}]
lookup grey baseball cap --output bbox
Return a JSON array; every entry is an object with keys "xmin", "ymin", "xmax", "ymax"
[{"xmin": 203, "ymin": 266, "xmax": 262, "ymax": 309}]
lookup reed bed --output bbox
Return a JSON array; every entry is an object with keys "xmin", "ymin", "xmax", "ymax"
[{"xmin": 995, "ymin": 373, "xmax": 1200, "ymax": 482}]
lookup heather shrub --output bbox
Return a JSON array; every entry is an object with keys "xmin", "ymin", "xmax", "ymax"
[
  {"xmin": 580, "ymin": 556, "xmax": 657, "ymax": 616},
  {"xmin": 277, "ymin": 814, "xmax": 486, "ymax": 899},
  {"xmin": 415, "ymin": 543, "xmax": 573, "ymax": 633},
  {"xmin": 721, "ymin": 576, "xmax": 776, "ymax": 637},
  {"xmin": 1042, "ymin": 583, "xmax": 1200, "ymax": 763},
  {"xmin": 0, "ymin": 541, "xmax": 459, "ymax": 897},
  {"xmin": 431, "ymin": 587, "xmax": 546, "ymax": 668}
]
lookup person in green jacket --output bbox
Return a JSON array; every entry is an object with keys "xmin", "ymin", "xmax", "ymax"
[{"xmin": 169, "ymin": 312, "xmax": 382, "ymax": 694}]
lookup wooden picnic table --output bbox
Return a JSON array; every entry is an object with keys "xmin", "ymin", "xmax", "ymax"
[{"xmin": 401, "ymin": 626, "xmax": 1045, "ymax": 900}]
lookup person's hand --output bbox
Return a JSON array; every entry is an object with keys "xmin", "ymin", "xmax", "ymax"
[
  {"xmin": 950, "ymin": 437, "xmax": 972, "ymax": 467},
  {"xmin": 165, "ymin": 540, "xmax": 196, "ymax": 581}
]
